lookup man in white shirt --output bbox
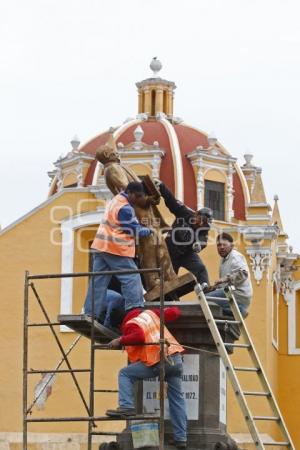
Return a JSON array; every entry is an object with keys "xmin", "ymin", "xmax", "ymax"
[{"xmin": 207, "ymin": 233, "xmax": 253, "ymax": 317}]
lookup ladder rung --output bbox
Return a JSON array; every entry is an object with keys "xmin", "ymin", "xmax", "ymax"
[
  {"xmin": 224, "ymin": 343, "xmax": 250, "ymax": 348},
  {"xmin": 206, "ymin": 296, "xmax": 231, "ymax": 301},
  {"xmin": 215, "ymin": 319, "xmax": 241, "ymax": 325},
  {"xmin": 26, "ymin": 414, "xmax": 159, "ymax": 422},
  {"xmin": 253, "ymin": 416, "xmax": 280, "ymax": 421},
  {"xmin": 263, "ymin": 442, "xmax": 290, "ymax": 446},
  {"xmin": 243, "ymin": 391, "xmax": 270, "ymax": 397},
  {"xmin": 234, "ymin": 366, "xmax": 260, "ymax": 372}
]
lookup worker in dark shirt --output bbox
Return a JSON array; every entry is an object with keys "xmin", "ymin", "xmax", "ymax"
[{"xmin": 155, "ymin": 181, "xmax": 213, "ymax": 286}]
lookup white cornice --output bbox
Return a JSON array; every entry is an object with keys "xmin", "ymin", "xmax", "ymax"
[
  {"xmin": 54, "ymin": 152, "xmax": 94, "ymax": 169},
  {"xmin": 239, "ymin": 225, "xmax": 279, "ymax": 241},
  {"xmin": 187, "ymin": 148, "xmax": 237, "ymax": 164},
  {"xmin": 118, "ymin": 148, "xmax": 165, "ymax": 158}
]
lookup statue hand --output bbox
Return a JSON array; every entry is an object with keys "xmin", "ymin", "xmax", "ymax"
[{"xmin": 148, "ymin": 195, "xmax": 160, "ymax": 206}]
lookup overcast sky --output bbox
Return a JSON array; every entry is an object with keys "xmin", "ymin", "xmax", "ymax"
[{"xmin": 1, "ymin": 0, "xmax": 300, "ymax": 247}]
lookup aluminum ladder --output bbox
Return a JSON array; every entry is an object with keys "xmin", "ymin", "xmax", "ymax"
[{"xmin": 194, "ymin": 283, "xmax": 295, "ymax": 449}]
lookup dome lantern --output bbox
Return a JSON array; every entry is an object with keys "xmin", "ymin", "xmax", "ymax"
[{"xmin": 136, "ymin": 58, "xmax": 176, "ymax": 118}]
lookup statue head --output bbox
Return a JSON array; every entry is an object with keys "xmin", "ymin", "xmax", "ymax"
[{"xmin": 95, "ymin": 143, "xmax": 120, "ymax": 165}]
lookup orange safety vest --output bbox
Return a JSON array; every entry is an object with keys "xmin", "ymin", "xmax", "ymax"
[
  {"xmin": 92, "ymin": 194, "xmax": 136, "ymax": 258},
  {"xmin": 126, "ymin": 310, "xmax": 184, "ymax": 367}
]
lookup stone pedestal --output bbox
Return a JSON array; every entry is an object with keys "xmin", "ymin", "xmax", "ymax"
[{"xmin": 117, "ymin": 301, "xmax": 240, "ymax": 450}]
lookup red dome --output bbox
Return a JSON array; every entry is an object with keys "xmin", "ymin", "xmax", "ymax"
[{"xmin": 81, "ymin": 119, "xmax": 246, "ymax": 220}]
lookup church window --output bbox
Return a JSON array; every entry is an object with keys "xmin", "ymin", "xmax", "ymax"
[{"xmin": 204, "ymin": 180, "xmax": 225, "ymax": 221}]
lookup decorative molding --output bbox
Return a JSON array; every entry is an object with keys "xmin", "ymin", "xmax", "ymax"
[
  {"xmin": 136, "ymin": 78, "xmax": 176, "ymax": 89},
  {"xmin": 277, "ymin": 249, "xmax": 298, "ymax": 304},
  {"xmin": 280, "ymin": 274, "xmax": 294, "ymax": 304},
  {"xmin": 188, "ymin": 157, "xmax": 205, "ymax": 210},
  {"xmin": 136, "ymin": 112, "xmax": 149, "ymax": 121},
  {"xmin": 187, "ymin": 148, "xmax": 237, "ymax": 165},
  {"xmin": 245, "ymin": 214, "xmax": 272, "ymax": 221},
  {"xmin": 239, "ymin": 225, "xmax": 279, "ymax": 243},
  {"xmin": 246, "ymin": 247, "xmax": 272, "ymax": 285},
  {"xmin": 196, "ymin": 162, "xmax": 205, "ymax": 210},
  {"xmin": 51, "ymin": 151, "xmax": 94, "ymax": 192},
  {"xmin": 226, "ymin": 162, "xmax": 234, "ymax": 222},
  {"xmin": 186, "ymin": 147, "xmax": 238, "ymax": 220},
  {"xmin": 152, "ymin": 154, "xmax": 161, "ymax": 178}
]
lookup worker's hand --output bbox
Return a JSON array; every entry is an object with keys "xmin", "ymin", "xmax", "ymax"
[
  {"xmin": 108, "ymin": 338, "xmax": 122, "ymax": 349},
  {"xmin": 204, "ymin": 284, "xmax": 217, "ymax": 293},
  {"xmin": 214, "ymin": 276, "xmax": 230, "ymax": 286},
  {"xmin": 192, "ymin": 242, "xmax": 202, "ymax": 253},
  {"xmin": 153, "ymin": 178, "xmax": 162, "ymax": 189}
]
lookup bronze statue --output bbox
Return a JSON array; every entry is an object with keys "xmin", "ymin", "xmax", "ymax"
[{"xmin": 95, "ymin": 142, "xmax": 195, "ymax": 301}]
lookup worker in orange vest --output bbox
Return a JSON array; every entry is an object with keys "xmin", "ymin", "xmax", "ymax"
[
  {"xmin": 83, "ymin": 182, "xmax": 152, "ymax": 322},
  {"xmin": 106, "ymin": 306, "xmax": 187, "ymax": 449}
]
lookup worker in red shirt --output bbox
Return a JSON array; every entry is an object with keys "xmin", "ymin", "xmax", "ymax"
[{"xmin": 106, "ymin": 306, "xmax": 187, "ymax": 449}]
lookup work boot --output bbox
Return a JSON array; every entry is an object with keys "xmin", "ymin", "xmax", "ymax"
[
  {"xmin": 168, "ymin": 438, "xmax": 187, "ymax": 449},
  {"xmin": 105, "ymin": 407, "xmax": 136, "ymax": 417}
]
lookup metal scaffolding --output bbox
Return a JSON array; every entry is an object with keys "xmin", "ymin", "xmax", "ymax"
[{"xmin": 23, "ymin": 267, "xmax": 165, "ymax": 450}]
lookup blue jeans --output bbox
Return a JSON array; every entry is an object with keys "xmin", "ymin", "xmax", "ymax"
[
  {"xmin": 84, "ymin": 251, "xmax": 144, "ymax": 319},
  {"xmin": 119, "ymin": 354, "xmax": 187, "ymax": 442},
  {"xmin": 99, "ymin": 290, "xmax": 125, "ymax": 328},
  {"xmin": 207, "ymin": 288, "xmax": 248, "ymax": 317}
]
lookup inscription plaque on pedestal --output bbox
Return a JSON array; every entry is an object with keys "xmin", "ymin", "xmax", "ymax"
[{"xmin": 143, "ymin": 354, "xmax": 200, "ymax": 420}]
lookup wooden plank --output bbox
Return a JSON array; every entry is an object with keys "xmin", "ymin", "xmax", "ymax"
[
  {"xmin": 144, "ymin": 272, "xmax": 196, "ymax": 302},
  {"xmin": 57, "ymin": 314, "xmax": 120, "ymax": 343}
]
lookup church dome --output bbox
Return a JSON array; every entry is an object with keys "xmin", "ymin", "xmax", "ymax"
[{"xmin": 50, "ymin": 60, "xmax": 248, "ymax": 222}]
